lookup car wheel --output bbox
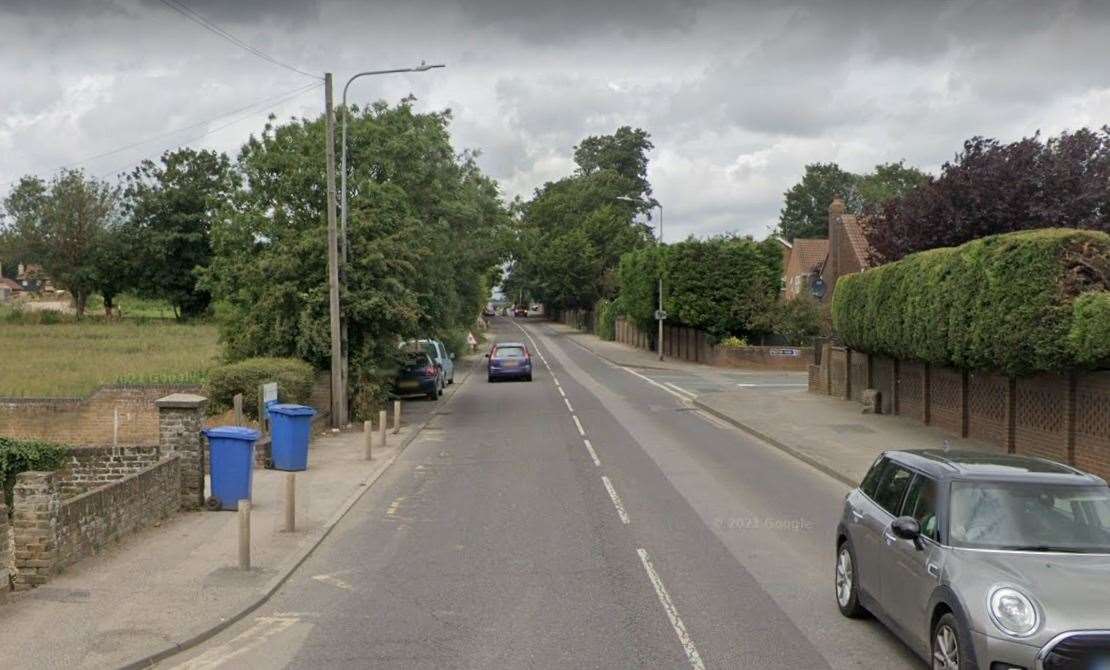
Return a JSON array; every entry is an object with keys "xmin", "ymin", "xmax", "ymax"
[
  {"xmin": 932, "ymin": 613, "xmax": 975, "ymax": 670},
  {"xmin": 487, "ymin": 375, "xmax": 494, "ymax": 383},
  {"xmin": 835, "ymin": 539, "xmax": 867, "ymax": 618},
  {"xmin": 525, "ymin": 373, "xmax": 533, "ymax": 382}
]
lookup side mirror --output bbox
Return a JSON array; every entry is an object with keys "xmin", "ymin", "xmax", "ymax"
[
  {"xmin": 450, "ymin": 353, "xmax": 456, "ymax": 360},
  {"xmin": 891, "ymin": 516, "xmax": 923, "ymax": 550}
]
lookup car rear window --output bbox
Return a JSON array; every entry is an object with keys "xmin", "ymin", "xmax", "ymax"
[{"xmin": 494, "ymin": 346, "xmax": 526, "ymax": 358}]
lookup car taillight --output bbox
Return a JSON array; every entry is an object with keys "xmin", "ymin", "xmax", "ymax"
[{"xmin": 425, "ymin": 366, "xmax": 436, "ymax": 376}]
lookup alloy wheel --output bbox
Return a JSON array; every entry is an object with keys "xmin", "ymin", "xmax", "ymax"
[
  {"xmin": 933, "ymin": 624, "xmax": 960, "ymax": 670},
  {"xmin": 835, "ymin": 547, "xmax": 853, "ymax": 608}
]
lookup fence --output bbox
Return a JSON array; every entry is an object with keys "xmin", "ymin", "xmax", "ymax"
[
  {"xmin": 611, "ymin": 317, "xmax": 812, "ymax": 370},
  {"xmin": 809, "ymin": 345, "xmax": 1110, "ymax": 481}
]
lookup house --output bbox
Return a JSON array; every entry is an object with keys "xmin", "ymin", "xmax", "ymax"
[
  {"xmin": 782, "ymin": 237, "xmax": 829, "ymax": 300},
  {"xmin": 15, "ymin": 263, "xmax": 54, "ymax": 293},
  {"xmin": 816, "ymin": 197, "xmax": 871, "ymax": 303}
]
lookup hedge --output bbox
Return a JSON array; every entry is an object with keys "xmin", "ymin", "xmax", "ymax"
[
  {"xmin": 832, "ymin": 228, "xmax": 1110, "ymax": 375},
  {"xmin": 203, "ymin": 357, "xmax": 317, "ymax": 418},
  {"xmin": 0, "ymin": 437, "xmax": 68, "ymax": 505},
  {"xmin": 596, "ymin": 298, "xmax": 618, "ymax": 341}
]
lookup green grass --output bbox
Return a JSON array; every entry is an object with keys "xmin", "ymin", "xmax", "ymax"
[{"xmin": 0, "ymin": 315, "xmax": 221, "ymax": 397}]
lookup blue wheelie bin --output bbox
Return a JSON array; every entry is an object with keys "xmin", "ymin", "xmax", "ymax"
[
  {"xmin": 267, "ymin": 404, "xmax": 317, "ymax": 471},
  {"xmin": 203, "ymin": 426, "xmax": 260, "ymax": 510}
]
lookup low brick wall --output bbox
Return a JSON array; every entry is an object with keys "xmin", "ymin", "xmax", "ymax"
[
  {"xmin": 0, "ymin": 384, "xmax": 200, "ymax": 446},
  {"xmin": 810, "ymin": 350, "xmax": 1110, "ymax": 481},
  {"xmin": 10, "ymin": 457, "xmax": 180, "ymax": 588},
  {"xmin": 0, "ymin": 501, "xmax": 9, "ymax": 597},
  {"xmin": 55, "ymin": 446, "xmax": 161, "ymax": 498},
  {"xmin": 709, "ymin": 345, "xmax": 813, "ymax": 370}
]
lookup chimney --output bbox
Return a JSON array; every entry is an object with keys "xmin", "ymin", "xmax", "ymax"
[{"xmin": 827, "ymin": 197, "xmax": 844, "ymax": 281}]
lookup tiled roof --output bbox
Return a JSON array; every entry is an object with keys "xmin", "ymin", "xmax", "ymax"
[
  {"xmin": 791, "ymin": 238, "xmax": 829, "ymax": 272},
  {"xmin": 0, "ymin": 277, "xmax": 22, "ymax": 291},
  {"xmin": 840, "ymin": 215, "xmax": 871, "ymax": 269}
]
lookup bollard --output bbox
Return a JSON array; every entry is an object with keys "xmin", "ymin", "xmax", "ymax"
[
  {"xmin": 393, "ymin": 400, "xmax": 401, "ymax": 434},
  {"xmin": 379, "ymin": 409, "xmax": 388, "ymax": 448},
  {"xmin": 364, "ymin": 420, "xmax": 373, "ymax": 460},
  {"xmin": 233, "ymin": 393, "xmax": 244, "ymax": 426},
  {"xmin": 238, "ymin": 499, "xmax": 251, "ymax": 570},
  {"xmin": 284, "ymin": 473, "xmax": 296, "ymax": 533}
]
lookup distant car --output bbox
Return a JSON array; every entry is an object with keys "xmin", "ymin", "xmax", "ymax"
[
  {"xmin": 401, "ymin": 338, "xmax": 455, "ymax": 385},
  {"xmin": 836, "ymin": 449, "xmax": 1110, "ymax": 670},
  {"xmin": 486, "ymin": 342, "xmax": 532, "ymax": 382},
  {"xmin": 482, "ymin": 306, "xmax": 496, "ymax": 317},
  {"xmin": 513, "ymin": 306, "xmax": 527, "ymax": 317},
  {"xmin": 393, "ymin": 350, "xmax": 441, "ymax": 400}
]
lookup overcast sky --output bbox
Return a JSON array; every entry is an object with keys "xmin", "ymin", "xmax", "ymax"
[{"xmin": 2, "ymin": 0, "xmax": 1109, "ymax": 240}]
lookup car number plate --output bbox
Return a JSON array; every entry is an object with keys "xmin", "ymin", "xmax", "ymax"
[{"xmin": 504, "ymin": 360, "xmax": 518, "ymax": 368}]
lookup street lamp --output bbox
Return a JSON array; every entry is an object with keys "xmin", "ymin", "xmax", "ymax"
[
  {"xmin": 616, "ymin": 195, "xmax": 665, "ymax": 361},
  {"xmin": 336, "ymin": 61, "xmax": 445, "ymax": 414}
]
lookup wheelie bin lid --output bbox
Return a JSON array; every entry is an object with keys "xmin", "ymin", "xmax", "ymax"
[
  {"xmin": 203, "ymin": 426, "xmax": 260, "ymax": 441},
  {"xmin": 267, "ymin": 403, "xmax": 317, "ymax": 417}
]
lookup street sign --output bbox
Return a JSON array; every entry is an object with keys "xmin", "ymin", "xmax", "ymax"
[
  {"xmin": 769, "ymin": 347, "xmax": 801, "ymax": 358},
  {"xmin": 654, "ymin": 309, "xmax": 668, "ymax": 321},
  {"xmin": 262, "ymin": 382, "xmax": 279, "ymax": 404}
]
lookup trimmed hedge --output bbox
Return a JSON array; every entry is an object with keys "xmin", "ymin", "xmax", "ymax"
[
  {"xmin": 204, "ymin": 357, "xmax": 316, "ymax": 418},
  {"xmin": 0, "ymin": 437, "xmax": 68, "ymax": 505},
  {"xmin": 832, "ymin": 228, "xmax": 1110, "ymax": 375}
]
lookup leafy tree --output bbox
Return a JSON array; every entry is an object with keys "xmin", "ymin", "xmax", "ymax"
[
  {"xmin": 573, "ymin": 125, "xmax": 654, "ymax": 200},
  {"xmin": 750, "ymin": 295, "xmax": 823, "ymax": 345},
  {"xmin": 855, "ymin": 161, "xmax": 928, "ymax": 209},
  {"xmin": 776, "ymin": 163, "xmax": 859, "ymax": 241},
  {"xmin": 866, "ymin": 128, "xmax": 1110, "ymax": 261},
  {"xmin": 123, "ymin": 148, "xmax": 239, "ymax": 318},
  {"xmin": 89, "ymin": 222, "xmax": 134, "ymax": 316},
  {"xmin": 1, "ymin": 169, "xmax": 118, "ymax": 316}
]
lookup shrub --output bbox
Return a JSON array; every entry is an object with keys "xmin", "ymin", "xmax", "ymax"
[
  {"xmin": 720, "ymin": 336, "xmax": 748, "ymax": 349},
  {"xmin": 204, "ymin": 357, "xmax": 316, "ymax": 418},
  {"xmin": 596, "ymin": 298, "xmax": 618, "ymax": 341},
  {"xmin": 751, "ymin": 296, "xmax": 823, "ymax": 346},
  {"xmin": 0, "ymin": 437, "xmax": 69, "ymax": 505},
  {"xmin": 833, "ymin": 228, "xmax": 1110, "ymax": 375}
]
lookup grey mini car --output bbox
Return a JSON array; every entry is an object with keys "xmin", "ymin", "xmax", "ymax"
[{"xmin": 836, "ymin": 450, "xmax": 1110, "ymax": 670}]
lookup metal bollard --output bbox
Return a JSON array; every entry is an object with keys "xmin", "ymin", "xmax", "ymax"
[
  {"xmin": 392, "ymin": 400, "xmax": 401, "ymax": 434},
  {"xmin": 284, "ymin": 473, "xmax": 296, "ymax": 533},
  {"xmin": 379, "ymin": 409, "xmax": 388, "ymax": 448},
  {"xmin": 364, "ymin": 420, "xmax": 373, "ymax": 460},
  {"xmin": 238, "ymin": 499, "xmax": 251, "ymax": 570}
]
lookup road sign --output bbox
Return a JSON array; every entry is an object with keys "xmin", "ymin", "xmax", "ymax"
[
  {"xmin": 262, "ymin": 382, "xmax": 279, "ymax": 404},
  {"xmin": 654, "ymin": 309, "xmax": 668, "ymax": 321},
  {"xmin": 769, "ymin": 347, "xmax": 801, "ymax": 358}
]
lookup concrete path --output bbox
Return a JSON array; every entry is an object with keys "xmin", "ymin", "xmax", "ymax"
[{"xmin": 0, "ymin": 366, "xmax": 472, "ymax": 669}]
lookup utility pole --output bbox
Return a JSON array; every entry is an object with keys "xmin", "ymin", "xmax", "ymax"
[
  {"xmin": 324, "ymin": 73, "xmax": 346, "ymax": 428},
  {"xmin": 656, "ymin": 205, "xmax": 664, "ymax": 362}
]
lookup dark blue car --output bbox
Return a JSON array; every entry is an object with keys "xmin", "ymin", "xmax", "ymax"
[
  {"xmin": 394, "ymin": 351, "xmax": 442, "ymax": 400},
  {"xmin": 486, "ymin": 342, "xmax": 533, "ymax": 382}
]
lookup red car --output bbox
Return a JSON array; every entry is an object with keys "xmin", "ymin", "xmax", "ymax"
[{"xmin": 513, "ymin": 306, "xmax": 527, "ymax": 317}]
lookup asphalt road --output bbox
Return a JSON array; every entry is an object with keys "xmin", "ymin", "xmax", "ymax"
[{"xmin": 164, "ymin": 317, "xmax": 923, "ymax": 669}]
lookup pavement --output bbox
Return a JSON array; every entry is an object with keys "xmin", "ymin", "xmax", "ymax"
[
  {"xmin": 0, "ymin": 360, "xmax": 475, "ymax": 670},
  {"xmin": 156, "ymin": 317, "xmax": 930, "ymax": 670}
]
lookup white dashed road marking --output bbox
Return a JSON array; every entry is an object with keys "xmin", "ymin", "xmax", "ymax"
[
  {"xmin": 637, "ymin": 549, "xmax": 706, "ymax": 670},
  {"xmin": 601, "ymin": 475, "xmax": 630, "ymax": 524},
  {"xmin": 572, "ymin": 414, "xmax": 585, "ymax": 436},
  {"xmin": 583, "ymin": 438, "xmax": 600, "ymax": 466},
  {"xmin": 564, "ymin": 398, "xmax": 574, "ymax": 412},
  {"xmin": 621, "ymin": 366, "xmax": 690, "ymax": 401},
  {"xmin": 665, "ymin": 382, "xmax": 697, "ymax": 399}
]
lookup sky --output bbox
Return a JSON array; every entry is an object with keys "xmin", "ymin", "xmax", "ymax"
[{"xmin": 2, "ymin": 0, "xmax": 1110, "ymax": 241}]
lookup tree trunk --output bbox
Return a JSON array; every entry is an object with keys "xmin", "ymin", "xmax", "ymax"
[
  {"xmin": 75, "ymin": 291, "xmax": 87, "ymax": 319},
  {"xmin": 103, "ymin": 293, "xmax": 115, "ymax": 318}
]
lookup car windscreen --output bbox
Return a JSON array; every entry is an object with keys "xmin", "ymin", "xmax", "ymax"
[
  {"xmin": 493, "ymin": 346, "xmax": 525, "ymax": 359},
  {"xmin": 948, "ymin": 481, "xmax": 1110, "ymax": 553},
  {"xmin": 401, "ymin": 353, "xmax": 431, "ymax": 370}
]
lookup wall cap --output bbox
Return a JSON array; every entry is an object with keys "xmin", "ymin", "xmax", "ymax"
[{"xmin": 155, "ymin": 393, "xmax": 208, "ymax": 409}]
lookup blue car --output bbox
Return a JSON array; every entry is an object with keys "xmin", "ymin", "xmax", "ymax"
[
  {"xmin": 486, "ymin": 342, "xmax": 533, "ymax": 382},
  {"xmin": 393, "ymin": 351, "xmax": 442, "ymax": 400}
]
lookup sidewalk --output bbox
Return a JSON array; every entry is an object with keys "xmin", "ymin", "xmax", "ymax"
[
  {"xmin": 0, "ymin": 417, "xmax": 420, "ymax": 669},
  {"xmin": 695, "ymin": 386, "xmax": 999, "ymax": 486}
]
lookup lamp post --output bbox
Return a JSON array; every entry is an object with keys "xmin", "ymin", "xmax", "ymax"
[
  {"xmin": 616, "ymin": 196, "xmax": 664, "ymax": 360},
  {"xmin": 335, "ymin": 61, "xmax": 444, "ymax": 423}
]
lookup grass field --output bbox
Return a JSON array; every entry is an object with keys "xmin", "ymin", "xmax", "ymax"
[{"xmin": 0, "ymin": 310, "xmax": 221, "ymax": 397}]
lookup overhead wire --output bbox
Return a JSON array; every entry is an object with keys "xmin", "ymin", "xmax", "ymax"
[{"xmin": 155, "ymin": 0, "xmax": 320, "ymax": 80}]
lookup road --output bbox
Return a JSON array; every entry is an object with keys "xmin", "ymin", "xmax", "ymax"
[{"xmin": 165, "ymin": 317, "xmax": 922, "ymax": 669}]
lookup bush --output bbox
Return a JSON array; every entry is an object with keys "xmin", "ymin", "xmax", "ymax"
[
  {"xmin": 596, "ymin": 298, "xmax": 618, "ymax": 341},
  {"xmin": 0, "ymin": 437, "xmax": 69, "ymax": 505},
  {"xmin": 204, "ymin": 357, "xmax": 316, "ymax": 418},
  {"xmin": 720, "ymin": 335, "xmax": 748, "ymax": 349},
  {"xmin": 833, "ymin": 229, "xmax": 1110, "ymax": 375},
  {"xmin": 751, "ymin": 296, "xmax": 823, "ymax": 346}
]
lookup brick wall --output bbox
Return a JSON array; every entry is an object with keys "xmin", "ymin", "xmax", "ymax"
[
  {"xmin": 710, "ymin": 345, "xmax": 813, "ymax": 370},
  {"xmin": 898, "ymin": 361, "xmax": 926, "ymax": 422},
  {"xmin": 54, "ymin": 446, "xmax": 161, "ymax": 498},
  {"xmin": 1013, "ymin": 373, "xmax": 1070, "ymax": 463},
  {"xmin": 872, "ymin": 356, "xmax": 897, "ymax": 415},
  {"xmin": 0, "ymin": 384, "xmax": 200, "ymax": 446},
  {"xmin": 0, "ymin": 501, "xmax": 9, "ymax": 596},
  {"xmin": 931, "ymin": 367, "xmax": 965, "ymax": 436},
  {"xmin": 967, "ymin": 372, "xmax": 1010, "ymax": 447},
  {"xmin": 829, "ymin": 347, "xmax": 849, "ymax": 398},
  {"xmin": 1074, "ymin": 372, "xmax": 1110, "ymax": 476},
  {"xmin": 849, "ymin": 351, "xmax": 870, "ymax": 402}
]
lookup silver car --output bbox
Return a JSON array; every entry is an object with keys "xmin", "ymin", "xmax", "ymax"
[{"xmin": 836, "ymin": 449, "xmax": 1110, "ymax": 669}]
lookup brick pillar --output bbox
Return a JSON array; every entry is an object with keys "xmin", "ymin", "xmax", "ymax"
[
  {"xmin": 11, "ymin": 471, "xmax": 59, "ymax": 590},
  {"xmin": 156, "ymin": 393, "xmax": 208, "ymax": 511},
  {"xmin": 0, "ymin": 500, "xmax": 9, "ymax": 597},
  {"xmin": 922, "ymin": 363, "xmax": 932, "ymax": 425},
  {"xmin": 824, "ymin": 344, "xmax": 833, "ymax": 396}
]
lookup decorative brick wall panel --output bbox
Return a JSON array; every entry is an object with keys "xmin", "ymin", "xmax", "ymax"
[
  {"xmin": 931, "ymin": 367, "xmax": 965, "ymax": 436},
  {"xmin": 808, "ymin": 364, "xmax": 826, "ymax": 393},
  {"xmin": 849, "ymin": 352, "xmax": 870, "ymax": 402},
  {"xmin": 829, "ymin": 347, "xmax": 849, "ymax": 398},
  {"xmin": 53, "ymin": 456, "xmax": 180, "ymax": 572},
  {"xmin": 1013, "ymin": 373, "xmax": 1069, "ymax": 463},
  {"xmin": 0, "ymin": 384, "xmax": 199, "ymax": 446},
  {"xmin": 1074, "ymin": 371, "xmax": 1110, "ymax": 482},
  {"xmin": 871, "ymin": 356, "xmax": 896, "ymax": 415},
  {"xmin": 967, "ymin": 372, "xmax": 1009, "ymax": 447},
  {"xmin": 55, "ymin": 446, "xmax": 161, "ymax": 498},
  {"xmin": 898, "ymin": 361, "xmax": 925, "ymax": 420}
]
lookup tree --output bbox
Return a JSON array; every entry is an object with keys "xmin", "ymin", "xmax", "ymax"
[
  {"xmin": 89, "ymin": 222, "xmax": 134, "ymax": 316},
  {"xmin": 856, "ymin": 161, "xmax": 928, "ymax": 208},
  {"xmin": 123, "ymin": 148, "xmax": 238, "ymax": 319},
  {"xmin": 573, "ymin": 126, "xmax": 654, "ymax": 200},
  {"xmin": 1, "ymin": 169, "xmax": 118, "ymax": 317},
  {"xmin": 750, "ymin": 295, "xmax": 823, "ymax": 345},
  {"xmin": 865, "ymin": 128, "xmax": 1110, "ymax": 261},
  {"xmin": 776, "ymin": 163, "xmax": 859, "ymax": 241}
]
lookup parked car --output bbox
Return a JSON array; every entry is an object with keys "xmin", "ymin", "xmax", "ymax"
[
  {"xmin": 401, "ymin": 338, "xmax": 455, "ymax": 385},
  {"xmin": 836, "ymin": 449, "xmax": 1110, "ymax": 670},
  {"xmin": 486, "ymin": 342, "xmax": 532, "ymax": 382},
  {"xmin": 482, "ymin": 305, "xmax": 496, "ymax": 317},
  {"xmin": 393, "ymin": 350, "xmax": 441, "ymax": 400}
]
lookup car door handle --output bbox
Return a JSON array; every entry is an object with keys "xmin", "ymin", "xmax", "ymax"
[
  {"xmin": 850, "ymin": 510, "xmax": 864, "ymax": 521},
  {"xmin": 883, "ymin": 531, "xmax": 897, "ymax": 545}
]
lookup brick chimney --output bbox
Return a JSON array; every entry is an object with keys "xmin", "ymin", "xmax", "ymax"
[{"xmin": 827, "ymin": 197, "xmax": 845, "ymax": 280}]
